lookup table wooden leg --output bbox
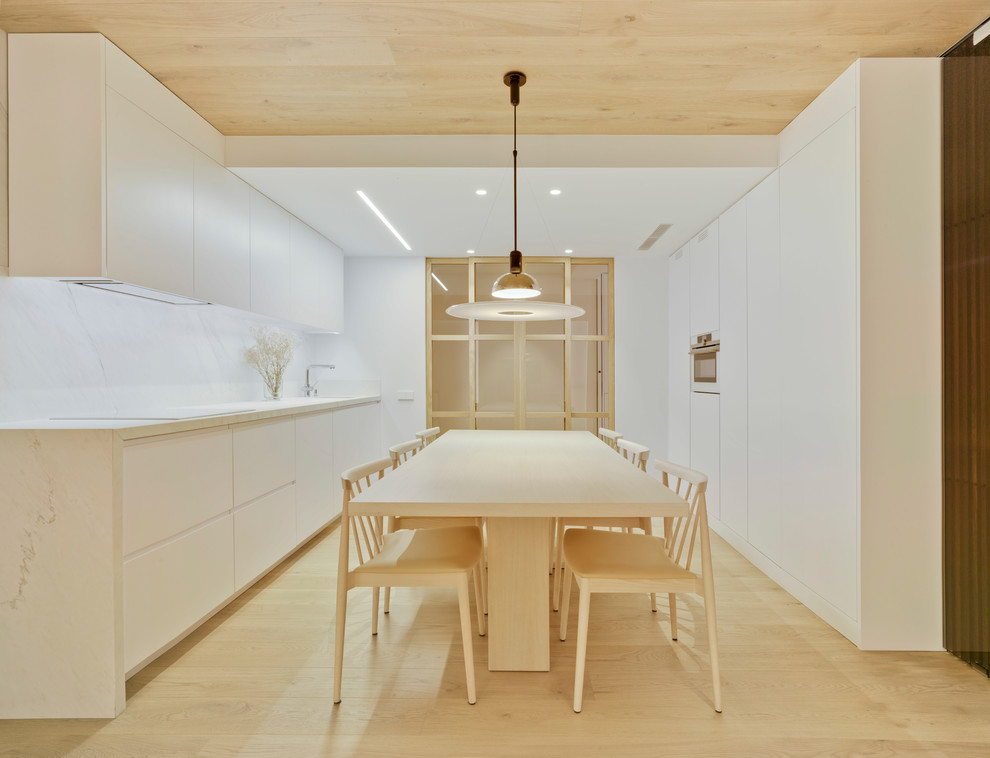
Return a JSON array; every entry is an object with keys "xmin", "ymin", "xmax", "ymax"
[{"xmin": 486, "ymin": 517, "xmax": 551, "ymax": 671}]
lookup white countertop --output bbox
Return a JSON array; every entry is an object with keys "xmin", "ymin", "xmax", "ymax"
[{"xmin": 0, "ymin": 395, "xmax": 380, "ymax": 438}]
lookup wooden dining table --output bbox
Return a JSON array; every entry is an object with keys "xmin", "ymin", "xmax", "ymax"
[{"xmin": 347, "ymin": 429, "xmax": 690, "ymax": 671}]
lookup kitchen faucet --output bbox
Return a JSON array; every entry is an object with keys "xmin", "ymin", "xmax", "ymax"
[{"xmin": 303, "ymin": 364, "xmax": 335, "ymax": 397}]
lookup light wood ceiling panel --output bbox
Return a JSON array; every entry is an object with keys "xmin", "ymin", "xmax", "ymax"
[{"xmin": 1, "ymin": 1, "xmax": 986, "ymax": 136}]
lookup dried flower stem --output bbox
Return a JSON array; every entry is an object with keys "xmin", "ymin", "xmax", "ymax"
[{"xmin": 245, "ymin": 326, "xmax": 300, "ymax": 398}]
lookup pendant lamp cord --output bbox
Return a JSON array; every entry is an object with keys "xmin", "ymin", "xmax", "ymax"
[{"xmin": 512, "ymin": 100, "xmax": 518, "ymax": 256}]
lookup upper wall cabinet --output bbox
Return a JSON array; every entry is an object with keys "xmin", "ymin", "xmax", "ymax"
[
  {"xmin": 107, "ymin": 90, "xmax": 197, "ymax": 297},
  {"xmin": 194, "ymin": 153, "xmax": 251, "ymax": 310},
  {"xmin": 8, "ymin": 33, "xmax": 342, "ymax": 332},
  {"xmin": 689, "ymin": 221, "xmax": 719, "ymax": 336}
]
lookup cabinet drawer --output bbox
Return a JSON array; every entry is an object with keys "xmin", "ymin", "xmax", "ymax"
[
  {"xmin": 234, "ymin": 485, "xmax": 297, "ymax": 589},
  {"xmin": 232, "ymin": 418, "xmax": 295, "ymax": 506},
  {"xmin": 123, "ymin": 428, "xmax": 233, "ymax": 556},
  {"xmin": 123, "ymin": 514, "xmax": 234, "ymax": 672}
]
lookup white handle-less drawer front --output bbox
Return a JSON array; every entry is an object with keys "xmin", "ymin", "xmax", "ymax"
[
  {"xmin": 123, "ymin": 428, "xmax": 233, "ymax": 556},
  {"xmin": 233, "ymin": 417, "xmax": 295, "ymax": 506},
  {"xmin": 123, "ymin": 514, "xmax": 234, "ymax": 672},
  {"xmin": 234, "ymin": 485, "xmax": 297, "ymax": 590}
]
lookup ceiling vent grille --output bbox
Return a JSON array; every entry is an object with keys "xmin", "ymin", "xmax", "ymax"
[
  {"xmin": 637, "ymin": 223, "xmax": 673, "ymax": 251},
  {"xmin": 697, "ymin": 227, "xmax": 710, "ymax": 243}
]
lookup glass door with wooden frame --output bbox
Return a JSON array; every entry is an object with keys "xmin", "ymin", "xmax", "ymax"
[{"xmin": 427, "ymin": 257, "xmax": 614, "ymax": 434}]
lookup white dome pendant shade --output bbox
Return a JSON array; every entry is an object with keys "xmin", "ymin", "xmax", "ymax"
[{"xmin": 446, "ymin": 72, "xmax": 584, "ymax": 322}]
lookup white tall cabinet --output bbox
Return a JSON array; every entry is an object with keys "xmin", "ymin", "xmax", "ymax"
[
  {"xmin": 666, "ymin": 246, "xmax": 692, "ymax": 466},
  {"xmin": 717, "ymin": 198, "xmax": 748, "ymax": 538},
  {"xmin": 668, "ymin": 59, "xmax": 942, "ymax": 650}
]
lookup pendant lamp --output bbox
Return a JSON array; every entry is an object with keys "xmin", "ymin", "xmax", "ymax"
[{"xmin": 446, "ymin": 72, "xmax": 584, "ymax": 322}]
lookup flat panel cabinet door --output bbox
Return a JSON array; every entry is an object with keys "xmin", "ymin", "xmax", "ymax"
[
  {"xmin": 123, "ymin": 514, "xmax": 234, "ymax": 672},
  {"xmin": 778, "ymin": 111, "xmax": 858, "ymax": 620},
  {"xmin": 193, "ymin": 152, "xmax": 250, "ymax": 309},
  {"xmin": 234, "ymin": 486, "xmax": 297, "ymax": 589},
  {"xmin": 667, "ymin": 246, "xmax": 691, "ymax": 466},
  {"xmin": 690, "ymin": 392, "xmax": 720, "ymax": 521},
  {"xmin": 232, "ymin": 418, "xmax": 296, "ymax": 506},
  {"xmin": 249, "ymin": 190, "xmax": 293, "ymax": 322},
  {"xmin": 106, "ymin": 89, "xmax": 195, "ymax": 297},
  {"xmin": 689, "ymin": 221, "xmax": 719, "ymax": 336},
  {"xmin": 331, "ymin": 403, "xmax": 382, "ymax": 517},
  {"xmin": 291, "ymin": 218, "xmax": 344, "ymax": 332},
  {"xmin": 295, "ymin": 411, "xmax": 334, "ymax": 541},
  {"xmin": 122, "ymin": 428, "xmax": 233, "ymax": 556},
  {"xmin": 746, "ymin": 172, "xmax": 783, "ymax": 559},
  {"xmin": 718, "ymin": 199, "xmax": 748, "ymax": 538}
]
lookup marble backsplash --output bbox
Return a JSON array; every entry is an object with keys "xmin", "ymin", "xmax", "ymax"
[{"xmin": 0, "ymin": 277, "xmax": 367, "ymax": 422}]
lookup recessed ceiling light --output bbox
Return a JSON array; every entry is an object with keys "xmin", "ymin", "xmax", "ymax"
[
  {"xmin": 550, "ymin": 189, "xmax": 562, "ymax": 195},
  {"xmin": 356, "ymin": 190, "xmax": 412, "ymax": 251},
  {"xmin": 467, "ymin": 249, "xmax": 476, "ymax": 254},
  {"xmin": 476, "ymin": 189, "xmax": 488, "ymax": 195},
  {"xmin": 564, "ymin": 249, "xmax": 573, "ymax": 254}
]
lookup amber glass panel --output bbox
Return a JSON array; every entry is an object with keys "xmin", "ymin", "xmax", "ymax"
[
  {"xmin": 432, "ymin": 340, "xmax": 469, "ymax": 412},
  {"xmin": 476, "ymin": 340, "xmax": 515, "ymax": 412},
  {"xmin": 430, "ymin": 263, "xmax": 469, "ymax": 335},
  {"xmin": 476, "ymin": 416, "xmax": 515, "ymax": 430},
  {"xmin": 943, "ymin": 40, "xmax": 990, "ymax": 675},
  {"xmin": 525, "ymin": 340, "xmax": 564, "ymax": 412},
  {"xmin": 526, "ymin": 416, "xmax": 565, "ymax": 431},
  {"xmin": 524, "ymin": 262, "xmax": 565, "ymax": 335},
  {"xmin": 437, "ymin": 416, "xmax": 473, "ymax": 434},
  {"xmin": 474, "ymin": 262, "xmax": 514, "ymax": 335},
  {"xmin": 571, "ymin": 263, "xmax": 609, "ymax": 337},
  {"xmin": 571, "ymin": 416, "xmax": 609, "ymax": 434},
  {"xmin": 571, "ymin": 340, "xmax": 606, "ymax": 413}
]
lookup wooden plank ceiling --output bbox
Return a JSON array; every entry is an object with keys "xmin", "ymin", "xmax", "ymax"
[{"xmin": 1, "ymin": 1, "xmax": 987, "ymax": 136}]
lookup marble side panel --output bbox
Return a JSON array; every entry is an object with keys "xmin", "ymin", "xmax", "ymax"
[{"xmin": 0, "ymin": 429, "xmax": 122, "ymax": 718}]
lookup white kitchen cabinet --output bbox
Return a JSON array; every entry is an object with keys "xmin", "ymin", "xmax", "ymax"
[
  {"xmin": 690, "ymin": 391, "xmax": 719, "ymax": 520},
  {"xmin": 234, "ymin": 485, "xmax": 297, "ymax": 589},
  {"xmin": 689, "ymin": 221, "xmax": 719, "ymax": 336},
  {"xmin": 291, "ymin": 217, "xmax": 344, "ymax": 333},
  {"xmin": 745, "ymin": 172, "xmax": 783, "ymax": 560},
  {"xmin": 193, "ymin": 152, "xmax": 251, "ymax": 309},
  {"xmin": 331, "ymin": 402, "xmax": 383, "ymax": 517},
  {"xmin": 232, "ymin": 417, "xmax": 296, "ymax": 506},
  {"xmin": 122, "ymin": 427, "xmax": 233, "ymax": 556},
  {"xmin": 8, "ymin": 32, "xmax": 345, "ymax": 331},
  {"xmin": 123, "ymin": 515, "xmax": 234, "ymax": 672},
  {"xmin": 250, "ymin": 189, "xmax": 294, "ymax": 322},
  {"xmin": 667, "ymin": 245, "xmax": 691, "ymax": 466},
  {"xmin": 778, "ymin": 110, "xmax": 859, "ymax": 621},
  {"xmin": 106, "ymin": 89, "xmax": 197, "ymax": 296},
  {"xmin": 717, "ymin": 198, "xmax": 747, "ymax": 538},
  {"xmin": 296, "ymin": 410, "xmax": 335, "ymax": 541}
]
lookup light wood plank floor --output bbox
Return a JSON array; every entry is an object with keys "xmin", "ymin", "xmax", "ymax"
[{"xmin": 3, "ymin": 525, "xmax": 990, "ymax": 757}]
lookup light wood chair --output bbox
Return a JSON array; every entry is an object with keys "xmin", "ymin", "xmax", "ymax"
[
  {"xmin": 616, "ymin": 438, "xmax": 649, "ymax": 471},
  {"xmin": 552, "ymin": 439, "xmax": 655, "ymax": 611},
  {"xmin": 388, "ymin": 437, "xmax": 423, "ymax": 466},
  {"xmin": 333, "ymin": 457, "xmax": 487, "ymax": 705},
  {"xmin": 415, "ymin": 426, "xmax": 441, "ymax": 446},
  {"xmin": 597, "ymin": 428, "xmax": 623, "ymax": 451},
  {"xmin": 558, "ymin": 458, "xmax": 721, "ymax": 714},
  {"xmin": 385, "ymin": 438, "xmax": 488, "ymax": 615}
]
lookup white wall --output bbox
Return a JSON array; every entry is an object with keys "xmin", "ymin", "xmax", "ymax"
[
  {"xmin": 0, "ymin": 278, "xmax": 319, "ymax": 422},
  {"xmin": 614, "ymin": 252, "xmax": 669, "ymax": 473},
  {"xmin": 318, "ymin": 257, "xmax": 426, "ymax": 451}
]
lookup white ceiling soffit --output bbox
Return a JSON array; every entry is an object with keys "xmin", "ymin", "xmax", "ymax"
[{"xmin": 228, "ymin": 134, "xmax": 777, "ymax": 259}]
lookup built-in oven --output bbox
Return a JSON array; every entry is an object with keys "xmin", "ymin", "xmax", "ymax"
[{"xmin": 690, "ymin": 331, "xmax": 720, "ymax": 393}]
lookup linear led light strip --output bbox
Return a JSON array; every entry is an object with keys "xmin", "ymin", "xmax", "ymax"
[
  {"xmin": 431, "ymin": 272, "xmax": 448, "ymax": 291},
  {"xmin": 356, "ymin": 190, "xmax": 412, "ymax": 251}
]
